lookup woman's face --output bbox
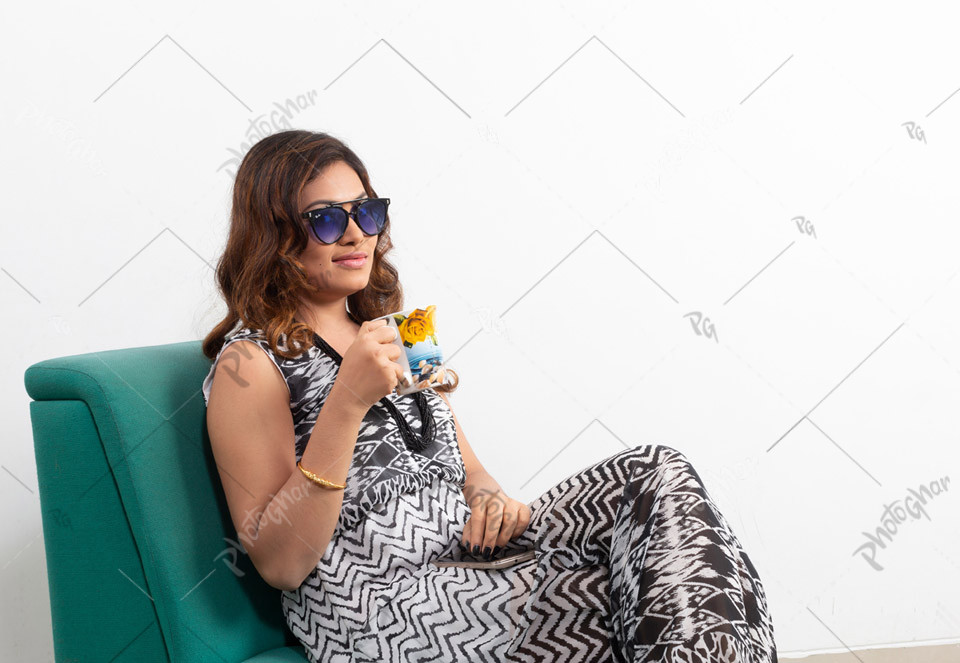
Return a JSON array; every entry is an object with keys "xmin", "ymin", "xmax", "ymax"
[{"xmin": 296, "ymin": 160, "xmax": 376, "ymax": 299}]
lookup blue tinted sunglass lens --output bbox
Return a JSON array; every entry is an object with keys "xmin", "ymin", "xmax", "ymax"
[
  {"xmin": 357, "ymin": 199, "xmax": 387, "ymax": 234},
  {"xmin": 311, "ymin": 209, "xmax": 347, "ymax": 243}
]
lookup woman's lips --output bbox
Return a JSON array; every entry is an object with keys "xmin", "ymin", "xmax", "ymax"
[{"xmin": 333, "ymin": 256, "xmax": 367, "ymax": 268}]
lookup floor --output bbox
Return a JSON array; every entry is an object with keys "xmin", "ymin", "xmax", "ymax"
[{"xmin": 780, "ymin": 643, "xmax": 960, "ymax": 662}]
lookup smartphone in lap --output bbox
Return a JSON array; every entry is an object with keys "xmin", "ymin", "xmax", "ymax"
[{"xmin": 430, "ymin": 549, "xmax": 536, "ymax": 569}]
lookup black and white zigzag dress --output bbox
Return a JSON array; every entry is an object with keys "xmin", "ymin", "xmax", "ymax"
[{"xmin": 202, "ymin": 326, "xmax": 778, "ymax": 662}]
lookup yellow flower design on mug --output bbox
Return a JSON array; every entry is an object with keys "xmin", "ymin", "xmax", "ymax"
[{"xmin": 396, "ymin": 305, "xmax": 438, "ymax": 348}]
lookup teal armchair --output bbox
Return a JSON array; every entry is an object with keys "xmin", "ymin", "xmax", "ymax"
[{"xmin": 24, "ymin": 340, "xmax": 310, "ymax": 662}]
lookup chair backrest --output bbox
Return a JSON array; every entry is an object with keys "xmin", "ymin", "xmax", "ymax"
[{"xmin": 25, "ymin": 340, "xmax": 294, "ymax": 662}]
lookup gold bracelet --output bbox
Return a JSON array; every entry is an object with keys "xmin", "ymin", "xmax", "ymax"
[{"xmin": 297, "ymin": 460, "xmax": 346, "ymax": 490}]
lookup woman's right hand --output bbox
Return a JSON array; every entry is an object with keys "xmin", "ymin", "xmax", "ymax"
[{"xmin": 332, "ymin": 318, "xmax": 405, "ymax": 412}]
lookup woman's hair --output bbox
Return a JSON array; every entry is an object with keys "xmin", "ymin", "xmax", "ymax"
[{"xmin": 202, "ymin": 129, "xmax": 459, "ymax": 393}]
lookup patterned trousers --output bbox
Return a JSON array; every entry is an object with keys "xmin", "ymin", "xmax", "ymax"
[
  {"xmin": 346, "ymin": 444, "xmax": 778, "ymax": 662},
  {"xmin": 493, "ymin": 443, "xmax": 778, "ymax": 662}
]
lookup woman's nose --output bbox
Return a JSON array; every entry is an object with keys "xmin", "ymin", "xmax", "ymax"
[{"xmin": 341, "ymin": 212, "xmax": 365, "ymax": 241}]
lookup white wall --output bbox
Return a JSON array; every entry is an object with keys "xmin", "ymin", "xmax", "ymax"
[{"xmin": 3, "ymin": 1, "xmax": 959, "ymax": 659}]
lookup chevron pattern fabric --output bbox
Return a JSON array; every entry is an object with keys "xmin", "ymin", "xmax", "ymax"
[
  {"xmin": 203, "ymin": 328, "xmax": 777, "ymax": 661},
  {"xmin": 283, "ymin": 444, "xmax": 777, "ymax": 662}
]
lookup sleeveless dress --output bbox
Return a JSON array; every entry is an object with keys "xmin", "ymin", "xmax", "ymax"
[{"xmin": 202, "ymin": 325, "xmax": 779, "ymax": 662}]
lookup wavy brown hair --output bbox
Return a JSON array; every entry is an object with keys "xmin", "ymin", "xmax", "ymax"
[{"xmin": 202, "ymin": 129, "xmax": 459, "ymax": 394}]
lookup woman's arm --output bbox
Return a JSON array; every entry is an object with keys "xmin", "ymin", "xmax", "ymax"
[
  {"xmin": 206, "ymin": 340, "xmax": 368, "ymax": 592},
  {"xmin": 438, "ymin": 390, "xmax": 488, "ymax": 481},
  {"xmin": 437, "ymin": 389, "xmax": 531, "ymax": 555}
]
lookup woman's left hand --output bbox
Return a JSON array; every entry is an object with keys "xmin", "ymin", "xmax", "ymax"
[{"xmin": 461, "ymin": 470, "xmax": 531, "ymax": 558}]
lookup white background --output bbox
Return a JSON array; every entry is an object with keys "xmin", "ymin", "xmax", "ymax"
[{"xmin": 3, "ymin": 1, "xmax": 959, "ymax": 660}]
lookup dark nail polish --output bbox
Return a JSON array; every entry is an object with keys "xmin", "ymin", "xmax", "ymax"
[
  {"xmin": 483, "ymin": 546, "xmax": 492, "ymax": 560},
  {"xmin": 493, "ymin": 546, "xmax": 501, "ymax": 556},
  {"xmin": 461, "ymin": 540, "xmax": 468, "ymax": 549},
  {"xmin": 472, "ymin": 545, "xmax": 480, "ymax": 556}
]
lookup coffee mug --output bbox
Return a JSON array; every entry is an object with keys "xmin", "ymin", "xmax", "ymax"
[{"xmin": 373, "ymin": 305, "xmax": 449, "ymax": 395}]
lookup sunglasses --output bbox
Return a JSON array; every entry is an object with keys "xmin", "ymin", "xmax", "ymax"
[{"xmin": 300, "ymin": 196, "xmax": 390, "ymax": 244}]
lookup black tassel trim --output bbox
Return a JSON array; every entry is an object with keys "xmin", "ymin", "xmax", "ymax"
[{"xmin": 309, "ymin": 330, "xmax": 436, "ymax": 452}]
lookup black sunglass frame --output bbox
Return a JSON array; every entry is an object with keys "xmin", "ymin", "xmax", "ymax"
[{"xmin": 300, "ymin": 197, "xmax": 391, "ymax": 244}]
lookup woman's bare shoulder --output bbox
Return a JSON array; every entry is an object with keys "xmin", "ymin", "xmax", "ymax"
[
  {"xmin": 207, "ymin": 338, "xmax": 291, "ymax": 407},
  {"xmin": 207, "ymin": 339, "xmax": 290, "ymax": 410}
]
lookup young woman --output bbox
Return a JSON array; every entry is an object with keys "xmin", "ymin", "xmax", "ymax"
[{"xmin": 202, "ymin": 130, "xmax": 778, "ymax": 662}]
